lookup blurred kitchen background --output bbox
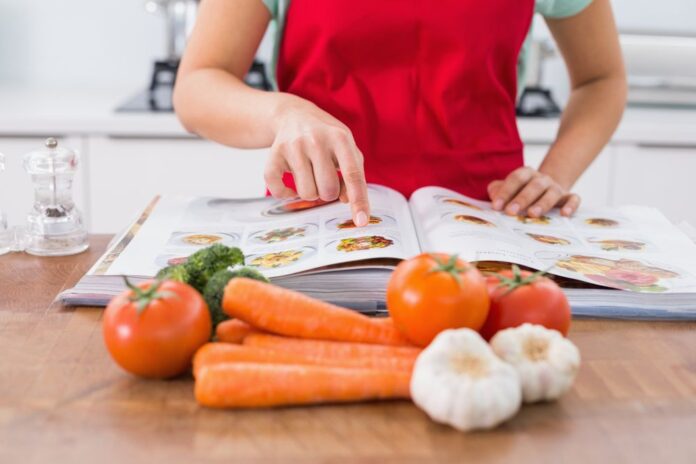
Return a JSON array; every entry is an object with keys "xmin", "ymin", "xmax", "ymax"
[{"xmin": 0, "ymin": 0, "xmax": 695, "ymax": 234}]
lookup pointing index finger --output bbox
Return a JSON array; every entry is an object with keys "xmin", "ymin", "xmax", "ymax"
[{"xmin": 334, "ymin": 139, "xmax": 370, "ymax": 227}]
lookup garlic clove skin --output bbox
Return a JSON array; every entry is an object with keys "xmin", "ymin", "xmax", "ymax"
[
  {"xmin": 490, "ymin": 323, "xmax": 581, "ymax": 403},
  {"xmin": 411, "ymin": 329, "xmax": 522, "ymax": 432}
]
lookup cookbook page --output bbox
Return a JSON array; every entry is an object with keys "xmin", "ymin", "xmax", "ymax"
[
  {"xmin": 102, "ymin": 184, "xmax": 420, "ymax": 278},
  {"xmin": 409, "ymin": 186, "xmax": 696, "ymax": 294}
]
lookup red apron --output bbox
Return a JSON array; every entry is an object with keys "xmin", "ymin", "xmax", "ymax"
[{"xmin": 276, "ymin": 0, "xmax": 534, "ymax": 200}]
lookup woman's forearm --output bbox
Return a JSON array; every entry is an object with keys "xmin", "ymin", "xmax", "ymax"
[
  {"xmin": 173, "ymin": 69, "xmax": 299, "ymax": 148},
  {"xmin": 539, "ymin": 0, "xmax": 627, "ymax": 191},
  {"xmin": 172, "ymin": 0, "xmax": 286, "ymax": 149},
  {"xmin": 539, "ymin": 74, "xmax": 627, "ymax": 189}
]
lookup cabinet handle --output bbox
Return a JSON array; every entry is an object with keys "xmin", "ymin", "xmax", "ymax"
[{"xmin": 106, "ymin": 134, "xmax": 199, "ymax": 141}]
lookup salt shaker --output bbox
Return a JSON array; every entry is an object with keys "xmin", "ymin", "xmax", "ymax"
[{"xmin": 23, "ymin": 138, "xmax": 88, "ymax": 256}]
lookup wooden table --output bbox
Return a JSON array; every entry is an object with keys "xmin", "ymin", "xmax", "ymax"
[{"xmin": 1, "ymin": 235, "xmax": 695, "ymax": 464}]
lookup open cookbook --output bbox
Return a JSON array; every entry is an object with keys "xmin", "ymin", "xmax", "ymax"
[{"xmin": 60, "ymin": 184, "xmax": 696, "ymax": 320}]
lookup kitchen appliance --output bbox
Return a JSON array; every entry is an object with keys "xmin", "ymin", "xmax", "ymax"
[
  {"xmin": 517, "ymin": 39, "xmax": 561, "ymax": 118},
  {"xmin": 620, "ymin": 34, "xmax": 696, "ymax": 108},
  {"xmin": 22, "ymin": 138, "xmax": 88, "ymax": 256},
  {"xmin": 117, "ymin": 0, "xmax": 271, "ymax": 112},
  {"xmin": 145, "ymin": 0, "xmax": 198, "ymax": 61}
]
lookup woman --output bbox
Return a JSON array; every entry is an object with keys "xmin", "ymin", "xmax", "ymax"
[{"xmin": 174, "ymin": 0, "xmax": 626, "ymax": 227}]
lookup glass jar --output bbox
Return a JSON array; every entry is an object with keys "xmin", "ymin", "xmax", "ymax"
[{"xmin": 23, "ymin": 138, "xmax": 88, "ymax": 256}]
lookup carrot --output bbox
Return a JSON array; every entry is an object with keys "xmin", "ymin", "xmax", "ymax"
[
  {"xmin": 195, "ymin": 363, "xmax": 411, "ymax": 408},
  {"xmin": 215, "ymin": 319, "xmax": 262, "ymax": 344},
  {"xmin": 222, "ymin": 278, "xmax": 411, "ymax": 345},
  {"xmin": 243, "ymin": 333, "xmax": 420, "ymax": 371},
  {"xmin": 373, "ymin": 316, "xmax": 395, "ymax": 325},
  {"xmin": 193, "ymin": 343, "xmax": 319, "ymax": 378},
  {"xmin": 195, "ymin": 340, "xmax": 417, "ymax": 377},
  {"xmin": 215, "ymin": 317, "xmax": 402, "ymax": 345}
]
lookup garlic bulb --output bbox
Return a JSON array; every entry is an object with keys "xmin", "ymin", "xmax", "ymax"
[
  {"xmin": 410, "ymin": 329, "xmax": 521, "ymax": 432},
  {"xmin": 490, "ymin": 323, "xmax": 580, "ymax": 403}
]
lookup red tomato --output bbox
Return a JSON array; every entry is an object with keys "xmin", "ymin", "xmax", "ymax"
[
  {"xmin": 480, "ymin": 267, "xmax": 571, "ymax": 340},
  {"xmin": 103, "ymin": 279, "xmax": 212, "ymax": 379},
  {"xmin": 386, "ymin": 253, "xmax": 490, "ymax": 347}
]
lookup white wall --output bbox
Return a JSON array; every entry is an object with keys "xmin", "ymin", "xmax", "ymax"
[
  {"xmin": 0, "ymin": 0, "xmax": 166, "ymax": 90},
  {"xmin": 0, "ymin": 0, "xmax": 275, "ymax": 92},
  {"xmin": 611, "ymin": 0, "xmax": 696, "ymax": 36},
  {"xmin": 531, "ymin": 0, "xmax": 696, "ymax": 41},
  {"xmin": 0, "ymin": 0, "xmax": 692, "ymax": 92}
]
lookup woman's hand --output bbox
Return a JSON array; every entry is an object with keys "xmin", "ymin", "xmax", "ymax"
[
  {"xmin": 487, "ymin": 167, "xmax": 580, "ymax": 218},
  {"xmin": 486, "ymin": 0, "xmax": 624, "ymax": 220},
  {"xmin": 175, "ymin": 0, "xmax": 370, "ymax": 227},
  {"xmin": 266, "ymin": 95, "xmax": 371, "ymax": 227}
]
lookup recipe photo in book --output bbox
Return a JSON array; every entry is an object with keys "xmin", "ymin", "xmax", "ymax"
[
  {"xmin": 97, "ymin": 184, "xmax": 696, "ymax": 294},
  {"xmin": 100, "ymin": 185, "xmax": 420, "ymax": 279},
  {"xmin": 411, "ymin": 186, "xmax": 696, "ymax": 294}
]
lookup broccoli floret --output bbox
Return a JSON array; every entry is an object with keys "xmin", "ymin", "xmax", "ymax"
[
  {"xmin": 155, "ymin": 264, "xmax": 190, "ymax": 283},
  {"xmin": 184, "ymin": 244, "xmax": 245, "ymax": 292},
  {"xmin": 203, "ymin": 267, "xmax": 269, "ymax": 328}
]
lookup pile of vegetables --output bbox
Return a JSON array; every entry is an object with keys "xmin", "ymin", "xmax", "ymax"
[
  {"xmin": 410, "ymin": 325, "xmax": 580, "ymax": 431},
  {"xmin": 389, "ymin": 253, "xmax": 579, "ymax": 431},
  {"xmin": 196, "ymin": 278, "xmax": 417, "ymax": 408},
  {"xmin": 102, "ymin": 245, "xmax": 581, "ymax": 433},
  {"xmin": 155, "ymin": 243, "xmax": 269, "ymax": 327},
  {"xmin": 103, "ymin": 244, "xmax": 267, "ymax": 379}
]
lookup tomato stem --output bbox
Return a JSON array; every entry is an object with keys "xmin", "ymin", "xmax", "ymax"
[
  {"xmin": 123, "ymin": 276, "xmax": 174, "ymax": 315},
  {"xmin": 494, "ymin": 265, "xmax": 550, "ymax": 296},
  {"xmin": 428, "ymin": 254, "xmax": 470, "ymax": 286}
]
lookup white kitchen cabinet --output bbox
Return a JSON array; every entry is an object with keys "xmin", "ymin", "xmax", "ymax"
[
  {"xmin": 523, "ymin": 144, "xmax": 614, "ymax": 208},
  {"xmin": 1, "ymin": 87, "xmax": 694, "ymax": 235},
  {"xmin": 612, "ymin": 144, "xmax": 696, "ymax": 225},
  {"xmin": 0, "ymin": 136, "xmax": 88, "ymax": 229},
  {"xmin": 87, "ymin": 136, "xmax": 269, "ymax": 233}
]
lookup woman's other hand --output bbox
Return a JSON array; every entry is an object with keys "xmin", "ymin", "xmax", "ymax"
[
  {"xmin": 266, "ymin": 95, "xmax": 371, "ymax": 227},
  {"xmin": 486, "ymin": 0, "xmax": 623, "ymax": 220},
  {"xmin": 487, "ymin": 166, "xmax": 580, "ymax": 218},
  {"xmin": 487, "ymin": 0, "xmax": 624, "ymax": 220}
]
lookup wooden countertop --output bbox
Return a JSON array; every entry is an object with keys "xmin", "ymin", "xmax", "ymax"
[{"xmin": 1, "ymin": 235, "xmax": 695, "ymax": 463}]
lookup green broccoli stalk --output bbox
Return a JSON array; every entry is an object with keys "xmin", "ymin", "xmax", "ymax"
[
  {"xmin": 154, "ymin": 264, "xmax": 190, "ymax": 283},
  {"xmin": 184, "ymin": 244, "xmax": 245, "ymax": 292},
  {"xmin": 203, "ymin": 266, "xmax": 269, "ymax": 328}
]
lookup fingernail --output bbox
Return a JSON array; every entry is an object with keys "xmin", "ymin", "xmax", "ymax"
[
  {"xmin": 507, "ymin": 203, "xmax": 520, "ymax": 215},
  {"xmin": 529, "ymin": 206, "xmax": 541, "ymax": 217},
  {"xmin": 355, "ymin": 211, "xmax": 368, "ymax": 227},
  {"xmin": 562, "ymin": 207, "xmax": 572, "ymax": 216},
  {"xmin": 493, "ymin": 199, "xmax": 503, "ymax": 210}
]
